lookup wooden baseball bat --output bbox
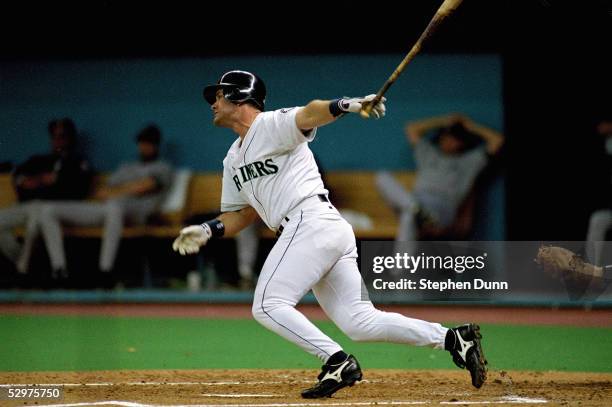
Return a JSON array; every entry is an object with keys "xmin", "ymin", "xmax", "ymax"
[{"xmin": 360, "ymin": 0, "xmax": 464, "ymax": 118}]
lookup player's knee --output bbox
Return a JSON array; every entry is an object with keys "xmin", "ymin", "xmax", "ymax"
[
  {"xmin": 251, "ymin": 303, "xmax": 266, "ymax": 324},
  {"xmin": 38, "ymin": 203, "xmax": 55, "ymax": 220},
  {"xmin": 341, "ymin": 322, "xmax": 372, "ymax": 342},
  {"xmin": 589, "ymin": 210, "xmax": 612, "ymax": 229},
  {"xmin": 251, "ymin": 299, "xmax": 276, "ymax": 324},
  {"xmin": 26, "ymin": 201, "xmax": 43, "ymax": 219},
  {"xmin": 105, "ymin": 200, "xmax": 122, "ymax": 212},
  {"xmin": 375, "ymin": 170, "xmax": 391, "ymax": 182},
  {"xmin": 342, "ymin": 326, "xmax": 365, "ymax": 342},
  {"xmin": 105, "ymin": 200, "xmax": 125, "ymax": 218},
  {"xmin": 252, "ymin": 296, "xmax": 293, "ymax": 325},
  {"xmin": 375, "ymin": 171, "xmax": 391, "ymax": 190},
  {"xmin": 340, "ymin": 307, "xmax": 381, "ymax": 342}
]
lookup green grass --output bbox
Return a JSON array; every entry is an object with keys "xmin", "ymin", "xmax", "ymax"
[{"xmin": 1, "ymin": 315, "xmax": 610, "ymax": 372}]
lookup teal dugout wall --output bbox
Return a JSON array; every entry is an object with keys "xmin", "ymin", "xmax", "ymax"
[{"xmin": 0, "ymin": 54, "xmax": 504, "ymax": 238}]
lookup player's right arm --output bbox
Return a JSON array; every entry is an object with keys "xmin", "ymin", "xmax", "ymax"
[{"xmin": 295, "ymin": 100, "xmax": 339, "ymax": 130}]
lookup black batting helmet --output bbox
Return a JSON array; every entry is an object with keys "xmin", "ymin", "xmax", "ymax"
[{"xmin": 203, "ymin": 70, "xmax": 266, "ymax": 111}]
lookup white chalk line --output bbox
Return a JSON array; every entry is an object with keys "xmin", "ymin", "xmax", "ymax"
[
  {"xmin": 1, "ymin": 382, "xmax": 547, "ymax": 405},
  {"xmin": 201, "ymin": 394, "xmax": 280, "ymax": 398},
  {"xmin": 30, "ymin": 402, "xmax": 428, "ymax": 407},
  {"xmin": 0, "ymin": 381, "xmax": 303, "ymax": 387},
  {"xmin": 441, "ymin": 396, "xmax": 548, "ymax": 404},
  {"xmin": 31, "ymin": 396, "xmax": 548, "ymax": 407},
  {"xmin": 0, "ymin": 380, "xmax": 404, "ymax": 388},
  {"xmin": 1, "ymin": 379, "xmax": 411, "ymax": 388}
]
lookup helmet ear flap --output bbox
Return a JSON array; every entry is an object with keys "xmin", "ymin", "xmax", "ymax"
[
  {"xmin": 223, "ymin": 87, "xmax": 237, "ymax": 102},
  {"xmin": 223, "ymin": 86, "xmax": 249, "ymax": 107}
]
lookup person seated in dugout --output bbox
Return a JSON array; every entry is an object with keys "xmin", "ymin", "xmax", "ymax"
[
  {"xmin": 37, "ymin": 125, "xmax": 173, "ymax": 278},
  {"xmin": 0, "ymin": 118, "xmax": 92, "ymax": 273},
  {"xmin": 376, "ymin": 113, "xmax": 504, "ymax": 244}
]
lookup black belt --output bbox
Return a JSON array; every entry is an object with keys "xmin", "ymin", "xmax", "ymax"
[
  {"xmin": 276, "ymin": 194, "xmax": 328, "ymax": 237},
  {"xmin": 276, "ymin": 216, "xmax": 290, "ymax": 237}
]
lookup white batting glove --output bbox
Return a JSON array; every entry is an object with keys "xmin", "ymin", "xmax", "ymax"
[
  {"xmin": 172, "ymin": 224, "xmax": 212, "ymax": 255},
  {"xmin": 337, "ymin": 94, "xmax": 387, "ymax": 119}
]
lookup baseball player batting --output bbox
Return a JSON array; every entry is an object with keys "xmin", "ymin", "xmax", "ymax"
[{"xmin": 173, "ymin": 70, "xmax": 487, "ymax": 398}]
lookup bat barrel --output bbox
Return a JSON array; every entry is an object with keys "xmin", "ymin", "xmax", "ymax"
[{"xmin": 359, "ymin": 0, "xmax": 464, "ymax": 119}]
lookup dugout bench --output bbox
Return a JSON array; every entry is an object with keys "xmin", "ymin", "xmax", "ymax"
[
  {"xmin": 1, "ymin": 171, "xmax": 478, "ymax": 286},
  {"xmin": 0, "ymin": 171, "xmax": 415, "ymax": 241}
]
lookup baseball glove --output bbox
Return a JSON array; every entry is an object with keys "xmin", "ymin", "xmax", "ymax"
[{"xmin": 535, "ymin": 245, "xmax": 603, "ymax": 280}]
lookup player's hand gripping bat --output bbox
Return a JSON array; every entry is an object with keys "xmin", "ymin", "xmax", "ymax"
[{"xmin": 360, "ymin": 0, "xmax": 464, "ymax": 119}]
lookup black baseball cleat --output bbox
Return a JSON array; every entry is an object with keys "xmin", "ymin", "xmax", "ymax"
[
  {"xmin": 301, "ymin": 353, "xmax": 363, "ymax": 398},
  {"xmin": 445, "ymin": 323, "xmax": 488, "ymax": 388}
]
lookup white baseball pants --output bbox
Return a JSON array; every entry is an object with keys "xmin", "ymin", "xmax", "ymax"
[
  {"xmin": 0, "ymin": 201, "xmax": 42, "ymax": 273},
  {"xmin": 586, "ymin": 209, "xmax": 612, "ymax": 266},
  {"xmin": 251, "ymin": 201, "xmax": 447, "ymax": 362}
]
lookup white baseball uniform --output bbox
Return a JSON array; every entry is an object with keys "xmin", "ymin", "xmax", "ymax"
[{"xmin": 221, "ymin": 107, "xmax": 448, "ymax": 362}]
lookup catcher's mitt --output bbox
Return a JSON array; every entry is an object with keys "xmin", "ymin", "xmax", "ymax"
[{"xmin": 535, "ymin": 245, "xmax": 603, "ymax": 280}]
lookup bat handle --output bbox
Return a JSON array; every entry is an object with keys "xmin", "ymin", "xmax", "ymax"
[
  {"xmin": 359, "ymin": 105, "xmax": 371, "ymax": 119},
  {"xmin": 359, "ymin": 93, "xmax": 385, "ymax": 119}
]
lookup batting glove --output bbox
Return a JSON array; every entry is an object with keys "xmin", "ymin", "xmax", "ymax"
[
  {"xmin": 332, "ymin": 94, "xmax": 387, "ymax": 119},
  {"xmin": 172, "ymin": 224, "xmax": 212, "ymax": 255}
]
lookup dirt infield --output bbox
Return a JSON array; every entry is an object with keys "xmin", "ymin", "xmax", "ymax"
[{"xmin": 1, "ymin": 369, "xmax": 611, "ymax": 406}]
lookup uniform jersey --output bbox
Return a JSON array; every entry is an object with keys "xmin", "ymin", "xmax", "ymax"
[{"xmin": 220, "ymin": 107, "xmax": 328, "ymax": 230}]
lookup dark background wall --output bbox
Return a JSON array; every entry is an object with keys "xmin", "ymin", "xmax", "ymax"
[{"xmin": 502, "ymin": 1, "xmax": 611, "ymax": 240}]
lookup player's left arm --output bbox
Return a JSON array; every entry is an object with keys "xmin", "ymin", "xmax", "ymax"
[
  {"xmin": 172, "ymin": 206, "xmax": 259, "ymax": 255},
  {"xmin": 295, "ymin": 95, "xmax": 387, "ymax": 131},
  {"xmin": 217, "ymin": 206, "xmax": 259, "ymax": 237}
]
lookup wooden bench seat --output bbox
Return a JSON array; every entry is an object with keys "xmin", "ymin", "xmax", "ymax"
[
  {"xmin": 1, "ymin": 171, "xmax": 410, "ymax": 240},
  {"xmin": 326, "ymin": 171, "xmax": 414, "ymax": 239}
]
